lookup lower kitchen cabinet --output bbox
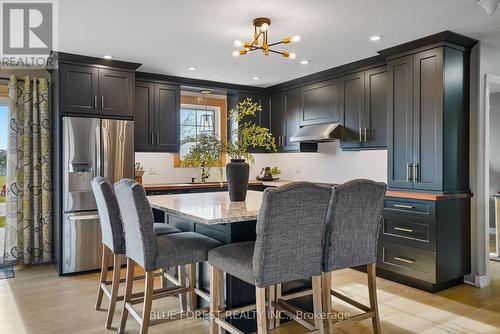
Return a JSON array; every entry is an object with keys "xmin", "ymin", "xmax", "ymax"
[{"xmin": 376, "ymin": 196, "xmax": 471, "ymax": 292}]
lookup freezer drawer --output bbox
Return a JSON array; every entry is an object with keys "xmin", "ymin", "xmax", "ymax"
[{"xmin": 62, "ymin": 212, "xmax": 102, "ymax": 274}]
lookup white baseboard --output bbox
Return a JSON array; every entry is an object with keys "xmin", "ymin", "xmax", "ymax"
[{"xmin": 474, "ymin": 275, "xmax": 491, "ymax": 288}]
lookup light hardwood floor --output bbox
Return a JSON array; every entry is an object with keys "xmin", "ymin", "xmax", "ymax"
[{"xmin": 0, "ymin": 263, "xmax": 499, "ymax": 334}]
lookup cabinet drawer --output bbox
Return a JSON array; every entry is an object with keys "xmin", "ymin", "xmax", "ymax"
[
  {"xmin": 384, "ymin": 198, "xmax": 435, "ymax": 217},
  {"xmin": 378, "ymin": 241, "xmax": 436, "ymax": 283},
  {"xmin": 382, "ymin": 218, "xmax": 435, "ymax": 250}
]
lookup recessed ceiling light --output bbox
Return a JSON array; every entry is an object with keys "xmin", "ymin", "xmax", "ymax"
[
  {"xmin": 300, "ymin": 60, "xmax": 310, "ymax": 65},
  {"xmin": 370, "ymin": 35, "xmax": 382, "ymax": 41},
  {"xmin": 103, "ymin": 55, "xmax": 112, "ymax": 60},
  {"xmin": 187, "ymin": 66, "xmax": 197, "ymax": 71},
  {"xmin": 252, "ymin": 76, "xmax": 261, "ymax": 80}
]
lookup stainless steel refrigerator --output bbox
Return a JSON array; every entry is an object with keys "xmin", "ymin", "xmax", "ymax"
[{"xmin": 61, "ymin": 117, "xmax": 134, "ymax": 274}]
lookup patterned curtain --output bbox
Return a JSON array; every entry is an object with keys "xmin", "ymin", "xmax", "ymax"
[{"xmin": 4, "ymin": 75, "xmax": 51, "ymax": 264}]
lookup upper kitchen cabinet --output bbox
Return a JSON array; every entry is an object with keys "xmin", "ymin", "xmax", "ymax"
[
  {"xmin": 300, "ymin": 78, "xmax": 341, "ymax": 126},
  {"xmin": 385, "ymin": 45, "xmax": 470, "ymax": 193},
  {"xmin": 59, "ymin": 64, "xmax": 99, "ymax": 115},
  {"xmin": 340, "ymin": 66, "xmax": 388, "ymax": 150},
  {"xmin": 52, "ymin": 52, "xmax": 141, "ymax": 119},
  {"xmin": 98, "ymin": 69, "xmax": 134, "ymax": 118},
  {"xmin": 134, "ymin": 80, "xmax": 180, "ymax": 153}
]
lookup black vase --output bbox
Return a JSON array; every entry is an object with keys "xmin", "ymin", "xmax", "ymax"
[{"xmin": 226, "ymin": 159, "xmax": 250, "ymax": 201}]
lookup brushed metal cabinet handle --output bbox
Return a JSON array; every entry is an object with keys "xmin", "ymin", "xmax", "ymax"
[
  {"xmin": 364, "ymin": 128, "xmax": 368, "ymax": 142},
  {"xmin": 407, "ymin": 163, "xmax": 413, "ymax": 182},
  {"xmin": 151, "ymin": 133, "xmax": 154, "ymax": 145},
  {"xmin": 394, "ymin": 256, "xmax": 415, "ymax": 264},
  {"xmin": 101, "ymin": 96, "xmax": 104, "ymax": 109},
  {"xmin": 283, "ymin": 135, "xmax": 286, "ymax": 146},
  {"xmin": 156, "ymin": 133, "xmax": 160, "ymax": 145},
  {"xmin": 413, "ymin": 163, "xmax": 419, "ymax": 182},
  {"xmin": 394, "ymin": 204, "xmax": 415, "ymax": 209},
  {"xmin": 359, "ymin": 128, "xmax": 362, "ymax": 142},
  {"xmin": 94, "ymin": 95, "xmax": 97, "ymax": 109},
  {"xmin": 394, "ymin": 226, "xmax": 414, "ymax": 233}
]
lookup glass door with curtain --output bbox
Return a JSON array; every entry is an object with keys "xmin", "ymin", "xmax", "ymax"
[{"xmin": 0, "ymin": 79, "xmax": 9, "ymax": 261}]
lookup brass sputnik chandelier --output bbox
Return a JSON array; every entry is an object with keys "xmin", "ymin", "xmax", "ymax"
[{"xmin": 232, "ymin": 17, "xmax": 301, "ymax": 59}]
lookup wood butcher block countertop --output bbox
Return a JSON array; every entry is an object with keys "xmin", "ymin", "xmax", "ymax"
[
  {"xmin": 385, "ymin": 190, "xmax": 473, "ymax": 201},
  {"xmin": 148, "ymin": 191, "xmax": 263, "ymax": 225}
]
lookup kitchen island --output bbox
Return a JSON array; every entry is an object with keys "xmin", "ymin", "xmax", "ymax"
[{"xmin": 148, "ymin": 190, "xmax": 311, "ymax": 332}]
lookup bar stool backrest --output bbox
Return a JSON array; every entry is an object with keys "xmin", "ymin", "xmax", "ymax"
[
  {"xmin": 253, "ymin": 182, "xmax": 333, "ymax": 288},
  {"xmin": 91, "ymin": 176, "xmax": 125, "ymax": 254},
  {"xmin": 322, "ymin": 179, "xmax": 386, "ymax": 272},
  {"xmin": 114, "ymin": 178, "xmax": 158, "ymax": 271}
]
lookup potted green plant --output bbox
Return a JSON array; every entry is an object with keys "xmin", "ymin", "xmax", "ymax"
[
  {"xmin": 225, "ymin": 98, "xmax": 276, "ymax": 201},
  {"xmin": 181, "ymin": 134, "xmax": 223, "ymax": 183}
]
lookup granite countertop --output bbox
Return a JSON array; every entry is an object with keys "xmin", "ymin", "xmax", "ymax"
[
  {"xmin": 143, "ymin": 180, "xmax": 291, "ymax": 191},
  {"xmin": 148, "ymin": 190, "xmax": 263, "ymax": 225}
]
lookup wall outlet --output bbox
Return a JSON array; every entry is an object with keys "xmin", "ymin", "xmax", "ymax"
[
  {"xmin": 295, "ymin": 166, "xmax": 302, "ymax": 173},
  {"xmin": 148, "ymin": 167, "xmax": 157, "ymax": 176}
]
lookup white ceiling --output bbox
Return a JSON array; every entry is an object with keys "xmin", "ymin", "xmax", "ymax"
[{"xmin": 58, "ymin": 0, "xmax": 500, "ymax": 87}]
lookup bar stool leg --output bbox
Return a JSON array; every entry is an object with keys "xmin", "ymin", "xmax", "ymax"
[
  {"xmin": 321, "ymin": 272, "xmax": 333, "ymax": 334},
  {"xmin": 209, "ymin": 266, "xmax": 222, "ymax": 334},
  {"xmin": 178, "ymin": 265, "xmax": 187, "ymax": 312},
  {"xmin": 367, "ymin": 263, "xmax": 381, "ymax": 334},
  {"xmin": 256, "ymin": 287, "xmax": 267, "ymax": 334},
  {"xmin": 106, "ymin": 253, "xmax": 122, "ymax": 329},
  {"xmin": 274, "ymin": 283, "xmax": 282, "ymax": 328},
  {"xmin": 189, "ymin": 263, "xmax": 197, "ymax": 311},
  {"xmin": 118, "ymin": 259, "xmax": 135, "ymax": 334},
  {"xmin": 267, "ymin": 285, "xmax": 275, "ymax": 330},
  {"xmin": 95, "ymin": 244, "xmax": 110, "ymax": 310},
  {"xmin": 312, "ymin": 275, "xmax": 324, "ymax": 334},
  {"xmin": 139, "ymin": 271, "xmax": 155, "ymax": 334}
]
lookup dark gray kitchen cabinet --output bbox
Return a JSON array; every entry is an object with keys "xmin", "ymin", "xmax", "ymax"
[
  {"xmin": 300, "ymin": 78, "xmax": 341, "ymax": 126},
  {"xmin": 98, "ymin": 68, "xmax": 134, "ymax": 118},
  {"xmin": 387, "ymin": 46, "xmax": 469, "ymax": 193},
  {"xmin": 134, "ymin": 81, "xmax": 155, "ymax": 150},
  {"xmin": 282, "ymin": 88, "xmax": 301, "ymax": 151},
  {"xmin": 387, "ymin": 55, "xmax": 414, "ymax": 189},
  {"xmin": 340, "ymin": 71, "xmax": 365, "ymax": 148},
  {"xmin": 270, "ymin": 92, "xmax": 284, "ymax": 150},
  {"xmin": 155, "ymin": 83, "xmax": 180, "ymax": 152},
  {"xmin": 363, "ymin": 66, "xmax": 388, "ymax": 148},
  {"xmin": 340, "ymin": 67, "xmax": 388, "ymax": 150},
  {"xmin": 59, "ymin": 63, "xmax": 134, "ymax": 118},
  {"xmin": 60, "ymin": 64, "xmax": 99, "ymax": 115},
  {"xmin": 134, "ymin": 81, "xmax": 180, "ymax": 153}
]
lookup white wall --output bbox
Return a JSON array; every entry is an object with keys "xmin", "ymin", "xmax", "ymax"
[
  {"xmin": 469, "ymin": 41, "xmax": 500, "ymax": 286},
  {"xmin": 489, "ymin": 92, "xmax": 500, "ymax": 228},
  {"xmin": 136, "ymin": 142, "xmax": 387, "ymax": 185}
]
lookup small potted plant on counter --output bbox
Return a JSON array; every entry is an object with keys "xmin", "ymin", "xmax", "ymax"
[
  {"xmin": 225, "ymin": 98, "xmax": 276, "ymax": 201},
  {"xmin": 181, "ymin": 134, "xmax": 223, "ymax": 183}
]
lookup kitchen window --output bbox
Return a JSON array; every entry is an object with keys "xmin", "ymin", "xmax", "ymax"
[{"xmin": 174, "ymin": 95, "xmax": 227, "ymax": 167}]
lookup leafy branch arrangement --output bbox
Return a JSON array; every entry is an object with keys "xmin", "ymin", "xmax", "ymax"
[
  {"xmin": 226, "ymin": 98, "xmax": 276, "ymax": 163},
  {"xmin": 181, "ymin": 98, "xmax": 276, "ymax": 181},
  {"xmin": 181, "ymin": 134, "xmax": 223, "ymax": 182}
]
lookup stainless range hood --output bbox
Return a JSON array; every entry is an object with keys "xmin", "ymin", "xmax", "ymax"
[{"xmin": 290, "ymin": 123, "xmax": 342, "ymax": 143}]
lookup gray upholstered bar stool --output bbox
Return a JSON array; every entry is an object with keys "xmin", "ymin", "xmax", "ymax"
[
  {"xmin": 114, "ymin": 178, "xmax": 221, "ymax": 334},
  {"xmin": 321, "ymin": 179, "xmax": 386, "ymax": 334},
  {"xmin": 91, "ymin": 177, "xmax": 183, "ymax": 329},
  {"xmin": 208, "ymin": 182, "xmax": 333, "ymax": 334}
]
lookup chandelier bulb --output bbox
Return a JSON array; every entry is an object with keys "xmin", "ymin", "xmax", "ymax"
[
  {"xmin": 232, "ymin": 50, "xmax": 240, "ymax": 57},
  {"xmin": 289, "ymin": 52, "xmax": 297, "ymax": 59},
  {"xmin": 233, "ymin": 40, "xmax": 244, "ymax": 48},
  {"xmin": 260, "ymin": 23, "xmax": 269, "ymax": 32},
  {"xmin": 291, "ymin": 35, "xmax": 301, "ymax": 43}
]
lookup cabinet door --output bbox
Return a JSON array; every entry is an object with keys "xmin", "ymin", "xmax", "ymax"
[
  {"xmin": 301, "ymin": 78, "xmax": 340, "ymax": 126},
  {"xmin": 270, "ymin": 92, "xmax": 285, "ymax": 149},
  {"xmin": 340, "ymin": 72, "xmax": 365, "ymax": 149},
  {"xmin": 155, "ymin": 83, "xmax": 180, "ymax": 152},
  {"xmin": 282, "ymin": 88, "xmax": 301, "ymax": 151},
  {"xmin": 134, "ymin": 81, "xmax": 155, "ymax": 151},
  {"xmin": 60, "ymin": 64, "xmax": 98, "ymax": 115},
  {"xmin": 387, "ymin": 56, "xmax": 414, "ymax": 189},
  {"xmin": 364, "ymin": 67, "xmax": 388, "ymax": 148},
  {"xmin": 413, "ymin": 49, "xmax": 443, "ymax": 191},
  {"xmin": 98, "ymin": 69, "xmax": 134, "ymax": 118}
]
